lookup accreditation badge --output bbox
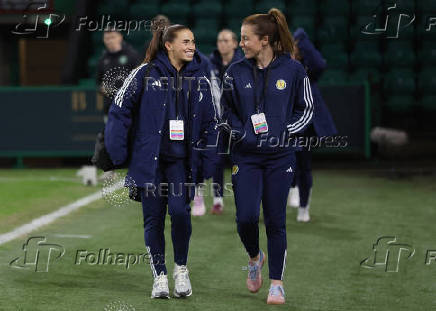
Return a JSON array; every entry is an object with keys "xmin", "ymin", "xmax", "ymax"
[
  {"xmin": 250, "ymin": 113, "xmax": 268, "ymax": 134},
  {"xmin": 169, "ymin": 120, "xmax": 184, "ymax": 140}
]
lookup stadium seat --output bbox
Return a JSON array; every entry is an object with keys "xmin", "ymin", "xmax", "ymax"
[
  {"xmin": 349, "ymin": 68, "xmax": 382, "ymax": 84},
  {"xmin": 88, "ymin": 54, "xmax": 101, "ymax": 77},
  {"xmin": 319, "ymin": 0, "xmax": 350, "ymax": 16},
  {"xmin": 383, "ymin": 41, "xmax": 416, "ymax": 67},
  {"xmin": 197, "ymin": 43, "xmax": 216, "ymax": 56},
  {"xmin": 225, "ymin": 18, "xmax": 243, "ymax": 35},
  {"xmin": 289, "ymin": 0, "xmax": 317, "ymax": 16},
  {"xmin": 161, "ymin": 0, "xmax": 190, "ymax": 20},
  {"xmin": 192, "ymin": 1, "xmax": 222, "ymax": 18},
  {"xmin": 126, "ymin": 30, "xmax": 152, "ymax": 52},
  {"xmin": 351, "ymin": 0, "xmax": 382, "ymax": 16},
  {"xmin": 290, "ymin": 16, "xmax": 315, "ymax": 39},
  {"xmin": 418, "ymin": 96, "xmax": 436, "ymax": 111},
  {"xmin": 350, "ymin": 42, "xmax": 381, "ymax": 67},
  {"xmin": 255, "ymin": 0, "xmax": 286, "ymax": 13},
  {"xmin": 318, "ymin": 17, "xmax": 349, "ymax": 45},
  {"xmin": 320, "ymin": 44, "xmax": 348, "ymax": 69},
  {"xmin": 383, "ymin": 69, "xmax": 416, "ymax": 95},
  {"xmin": 416, "ymin": 0, "xmax": 436, "ymax": 12},
  {"xmin": 318, "ymin": 69, "xmax": 348, "ymax": 84},
  {"xmin": 385, "ymin": 95, "xmax": 415, "ymax": 112},
  {"xmin": 98, "ymin": 0, "xmax": 129, "ymax": 17},
  {"xmin": 128, "ymin": 2, "xmax": 160, "ymax": 20},
  {"xmin": 417, "ymin": 42, "xmax": 436, "ymax": 66},
  {"xmin": 418, "ymin": 68, "xmax": 436, "ymax": 95},
  {"xmin": 224, "ymin": 0, "xmax": 254, "ymax": 18}
]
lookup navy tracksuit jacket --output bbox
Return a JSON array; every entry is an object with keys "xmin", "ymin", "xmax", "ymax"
[
  {"xmin": 221, "ymin": 53, "xmax": 313, "ymax": 280},
  {"xmin": 105, "ymin": 50, "xmax": 217, "ymax": 276},
  {"xmin": 292, "ymin": 28, "xmax": 338, "ymax": 207}
]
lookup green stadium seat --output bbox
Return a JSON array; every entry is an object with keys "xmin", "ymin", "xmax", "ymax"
[
  {"xmin": 129, "ymin": 2, "xmax": 160, "ymax": 20},
  {"xmin": 349, "ymin": 68, "xmax": 381, "ymax": 84},
  {"xmin": 290, "ymin": 16, "xmax": 315, "ymax": 39},
  {"xmin": 418, "ymin": 68, "xmax": 436, "ymax": 95},
  {"xmin": 320, "ymin": 0, "xmax": 350, "ymax": 16},
  {"xmin": 418, "ymin": 42, "xmax": 436, "ymax": 66},
  {"xmin": 224, "ymin": 0, "xmax": 254, "ymax": 18},
  {"xmin": 350, "ymin": 42, "xmax": 381, "ymax": 67},
  {"xmin": 418, "ymin": 96, "xmax": 436, "ymax": 111},
  {"xmin": 192, "ymin": 1, "xmax": 222, "ymax": 18},
  {"xmin": 195, "ymin": 19, "xmax": 219, "ymax": 30},
  {"xmin": 351, "ymin": 0, "xmax": 382, "ymax": 16},
  {"xmin": 384, "ymin": 41, "xmax": 416, "ymax": 67},
  {"xmin": 318, "ymin": 69, "xmax": 348, "ymax": 84},
  {"xmin": 384, "ymin": 69, "xmax": 415, "ymax": 95},
  {"xmin": 98, "ymin": 0, "xmax": 129, "ymax": 17},
  {"xmin": 161, "ymin": 1, "xmax": 190, "ymax": 20},
  {"xmin": 417, "ymin": 0, "xmax": 436, "ymax": 11},
  {"xmin": 193, "ymin": 27, "xmax": 217, "ymax": 45},
  {"xmin": 125, "ymin": 30, "xmax": 152, "ymax": 51},
  {"xmin": 385, "ymin": 95, "xmax": 415, "ymax": 112},
  {"xmin": 390, "ymin": 0, "xmax": 416, "ymax": 12},
  {"xmin": 224, "ymin": 18, "xmax": 243, "ymax": 35},
  {"xmin": 350, "ymin": 15, "xmax": 383, "ymax": 41},
  {"xmin": 197, "ymin": 43, "xmax": 216, "ymax": 56},
  {"xmin": 320, "ymin": 44, "xmax": 348, "ymax": 69},
  {"xmin": 290, "ymin": 0, "xmax": 317, "ymax": 15},
  {"xmin": 255, "ymin": 0, "xmax": 286, "ymax": 13},
  {"xmin": 318, "ymin": 17, "xmax": 349, "ymax": 44}
]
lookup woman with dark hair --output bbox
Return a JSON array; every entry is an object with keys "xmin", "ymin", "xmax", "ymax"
[
  {"xmin": 105, "ymin": 23, "xmax": 217, "ymax": 299},
  {"xmin": 221, "ymin": 8, "xmax": 313, "ymax": 304}
]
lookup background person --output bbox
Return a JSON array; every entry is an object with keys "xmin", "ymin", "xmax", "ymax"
[{"xmin": 288, "ymin": 28, "xmax": 337, "ymax": 223}]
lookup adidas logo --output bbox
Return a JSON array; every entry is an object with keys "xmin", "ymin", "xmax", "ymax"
[
  {"xmin": 244, "ymin": 82, "xmax": 252, "ymax": 88},
  {"xmin": 286, "ymin": 166, "xmax": 293, "ymax": 173}
]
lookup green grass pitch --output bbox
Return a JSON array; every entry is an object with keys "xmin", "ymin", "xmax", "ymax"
[{"xmin": 0, "ymin": 168, "xmax": 435, "ymax": 310}]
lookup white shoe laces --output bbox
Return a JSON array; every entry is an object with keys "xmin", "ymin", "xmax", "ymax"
[
  {"xmin": 174, "ymin": 265, "xmax": 188, "ymax": 286},
  {"xmin": 155, "ymin": 273, "xmax": 167, "ymax": 290}
]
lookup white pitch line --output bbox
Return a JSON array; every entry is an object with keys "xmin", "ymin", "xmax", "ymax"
[
  {"xmin": 52, "ymin": 234, "xmax": 92, "ymax": 239},
  {"xmin": 0, "ymin": 181, "xmax": 123, "ymax": 246}
]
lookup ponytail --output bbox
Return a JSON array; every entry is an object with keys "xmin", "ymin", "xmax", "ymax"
[
  {"xmin": 144, "ymin": 26, "xmax": 164, "ymax": 63},
  {"xmin": 242, "ymin": 7, "xmax": 296, "ymax": 57},
  {"xmin": 268, "ymin": 8, "xmax": 295, "ymax": 56}
]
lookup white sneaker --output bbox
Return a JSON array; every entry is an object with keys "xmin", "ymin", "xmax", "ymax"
[
  {"xmin": 297, "ymin": 206, "xmax": 310, "ymax": 222},
  {"xmin": 173, "ymin": 264, "xmax": 192, "ymax": 297},
  {"xmin": 287, "ymin": 187, "xmax": 300, "ymax": 208},
  {"xmin": 151, "ymin": 272, "xmax": 169, "ymax": 299}
]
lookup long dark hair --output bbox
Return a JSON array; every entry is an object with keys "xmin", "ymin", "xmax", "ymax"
[
  {"xmin": 242, "ymin": 8, "xmax": 296, "ymax": 57},
  {"xmin": 144, "ymin": 24, "xmax": 190, "ymax": 63}
]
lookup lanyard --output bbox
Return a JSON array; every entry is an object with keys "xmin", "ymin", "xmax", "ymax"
[
  {"xmin": 252, "ymin": 60, "xmax": 273, "ymax": 114},
  {"xmin": 175, "ymin": 70, "xmax": 182, "ymax": 120}
]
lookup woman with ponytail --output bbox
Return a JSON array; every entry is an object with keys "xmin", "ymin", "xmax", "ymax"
[
  {"xmin": 105, "ymin": 23, "xmax": 217, "ymax": 299},
  {"xmin": 221, "ymin": 8, "xmax": 313, "ymax": 304}
]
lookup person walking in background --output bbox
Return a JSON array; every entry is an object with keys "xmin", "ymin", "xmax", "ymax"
[
  {"xmin": 287, "ymin": 28, "xmax": 337, "ymax": 223},
  {"xmin": 96, "ymin": 30, "xmax": 140, "ymax": 123},
  {"xmin": 105, "ymin": 24, "xmax": 217, "ymax": 299},
  {"xmin": 221, "ymin": 8, "xmax": 313, "ymax": 304}
]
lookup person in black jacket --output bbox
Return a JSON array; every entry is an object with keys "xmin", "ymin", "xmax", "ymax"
[{"xmin": 96, "ymin": 30, "xmax": 141, "ymax": 123}]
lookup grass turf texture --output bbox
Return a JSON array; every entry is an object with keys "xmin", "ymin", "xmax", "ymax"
[{"xmin": 0, "ymin": 168, "xmax": 435, "ymax": 310}]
